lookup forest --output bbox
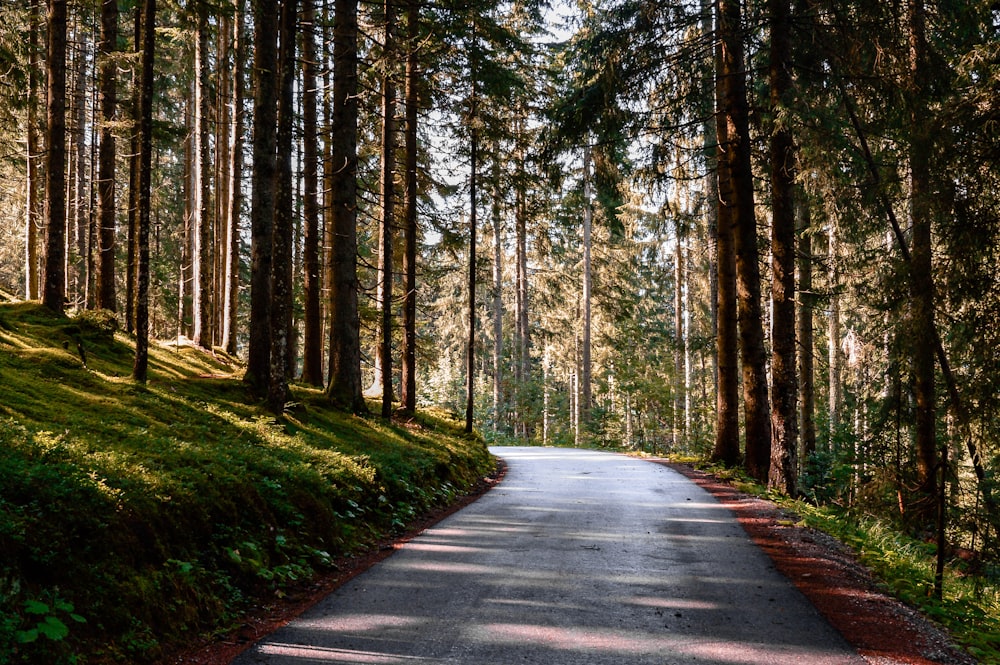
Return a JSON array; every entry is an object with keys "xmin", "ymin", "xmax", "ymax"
[{"xmin": 1, "ymin": 0, "xmax": 1000, "ymax": 657}]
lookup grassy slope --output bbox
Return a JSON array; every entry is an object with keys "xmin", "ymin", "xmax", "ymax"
[{"xmin": 0, "ymin": 303, "xmax": 493, "ymax": 664}]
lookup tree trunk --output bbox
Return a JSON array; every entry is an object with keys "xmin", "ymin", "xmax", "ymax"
[
  {"xmin": 465, "ymin": 67, "xmax": 478, "ymax": 435},
  {"xmin": 96, "ymin": 0, "xmax": 119, "ymax": 312},
  {"xmin": 581, "ymin": 144, "xmax": 593, "ymax": 426},
  {"xmin": 324, "ymin": 0, "xmax": 366, "ymax": 412},
  {"xmin": 25, "ymin": 0, "xmax": 41, "ymax": 301},
  {"xmin": 767, "ymin": 0, "xmax": 798, "ymax": 495},
  {"xmin": 222, "ymin": 0, "xmax": 245, "ymax": 356},
  {"xmin": 300, "ymin": 0, "xmax": 324, "ymax": 386},
  {"xmin": 132, "ymin": 0, "xmax": 155, "ymax": 382},
  {"xmin": 245, "ymin": 0, "xmax": 279, "ymax": 393},
  {"xmin": 42, "ymin": 0, "xmax": 68, "ymax": 314},
  {"xmin": 828, "ymin": 216, "xmax": 841, "ymax": 447},
  {"xmin": 712, "ymin": 0, "xmax": 740, "ymax": 467},
  {"xmin": 908, "ymin": 0, "xmax": 937, "ymax": 516},
  {"xmin": 514, "ymin": 118, "xmax": 530, "ymax": 436},
  {"xmin": 268, "ymin": 0, "xmax": 298, "ymax": 413},
  {"xmin": 718, "ymin": 0, "xmax": 772, "ymax": 482},
  {"xmin": 378, "ymin": 0, "xmax": 397, "ymax": 419},
  {"xmin": 491, "ymin": 159, "xmax": 503, "ymax": 429},
  {"xmin": 400, "ymin": 0, "xmax": 419, "ymax": 415},
  {"xmin": 797, "ymin": 192, "xmax": 817, "ymax": 459},
  {"xmin": 674, "ymin": 213, "xmax": 685, "ymax": 448},
  {"xmin": 70, "ymin": 28, "xmax": 88, "ymax": 310},
  {"xmin": 193, "ymin": 2, "xmax": 213, "ymax": 348}
]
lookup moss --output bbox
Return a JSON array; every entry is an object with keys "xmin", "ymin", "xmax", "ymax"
[{"xmin": 0, "ymin": 303, "xmax": 492, "ymax": 664}]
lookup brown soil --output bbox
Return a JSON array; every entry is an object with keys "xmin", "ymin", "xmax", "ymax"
[{"xmin": 164, "ymin": 456, "xmax": 975, "ymax": 665}]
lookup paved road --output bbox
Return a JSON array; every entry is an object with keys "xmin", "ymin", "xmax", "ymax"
[{"xmin": 233, "ymin": 447, "xmax": 864, "ymax": 664}]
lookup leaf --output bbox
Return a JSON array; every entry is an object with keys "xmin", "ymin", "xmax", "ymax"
[
  {"xmin": 38, "ymin": 616, "xmax": 70, "ymax": 641},
  {"xmin": 16, "ymin": 628, "xmax": 39, "ymax": 643},
  {"xmin": 24, "ymin": 599, "xmax": 50, "ymax": 615}
]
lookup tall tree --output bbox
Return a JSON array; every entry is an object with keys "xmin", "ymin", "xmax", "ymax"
[
  {"xmin": 717, "ymin": 0, "xmax": 771, "ymax": 481},
  {"xmin": 245, "ymin": 0, "xmax": 279, "ymax": 392},
  {"xmin": 797, "ymin": 193, "xmax": 817, "ymax": 459},
  {"xmin": 465, "ymin": 36, "xmax": 478, "ymax": 435},
  {"xmin": 399, "ymin": 0, "xmax": 420, "ymax": 415},
  {"xmin": 711, "ymin": 1, "xmax": 740, "ymax": 467},
  {"xmin": 378, "ymin": 0, "xmax": 397, "ymax": 419},
  {"xmin": 24, "ymin": 0, "xmax": 41, "ymax": 301},
  {"xmin": 324, "ymin": 0, "xmax": 366, "ymax": 412},
  {"xmin": 42, "ymin": 0, "xmax": 68, "ymax": 313},
  {"xmin": 132, "ymin": 0, "xmax": 155, "ymax": 382},
  {"xmin": 580, "ymin": 143, "xmax": 593, "ymax": 425},
  {"xmin": 300, "ymin": 0, "xmax": 324, "ymax": 386},
  {"xmin": 221, "ymin": 0, "xmax": 245, "ymax": 356},
  {"xmin": 269, "ymin": 0, "xmax": 299, "ymax": 413},
  {"xmin": 192, "ymin": 1, "xmax": 213, "ymax": 348},
  {"xmin": 96, "ymin": 0, "xmax": 119, "ymax": 312},
  {"xmin": 767, "ymin": 0, "xmax": 798, "ymax": 495},
  {"xmin": 907, "ymin": 0, "xmax": 937, "ymax": 515}
]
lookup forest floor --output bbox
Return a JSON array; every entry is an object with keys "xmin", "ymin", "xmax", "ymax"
[{"xmin": 169, "ymin": 456, "xmax": 976, "ymax": 665}]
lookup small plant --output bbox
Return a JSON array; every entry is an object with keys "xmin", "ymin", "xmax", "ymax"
[{"xmin": 16, "ymin": 597, "xmax": 86, "ymax": 645}]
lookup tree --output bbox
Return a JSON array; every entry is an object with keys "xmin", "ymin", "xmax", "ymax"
[
  {"xmin": 132, "ymin": 0, "xmax": 156, "ymax": 382},
  {"xmin": 24, "ymin": 0, "xmax": 41, "ymax": 301},
  {"xmin": 377, "ymin": 0, "xmax": 397, "ymax": 419},
  {"xmin": 42, "ymin": 0, "xmax": 68, "ymax": 314},
  {"xmin": 465, "ymin": 31, "xmax": 478, "ymax": 434},
  {"xmin": 269, "ymin": 0, "xmax": 299, "ymax": 413},
  {"xmin": 96, "ymin": 0, "xmax": 119, "ymax": 312},
  {"xmin": 221, "ymin": 0, "xmax": 245, "ymax": 356},
  {"xmin": 245, "ymin": 0, "xmax": 279, "ymax": 393},
  {"xmin": 906, "ymin": 0, "xmax": 937, "ymax": 517},
  {"xmin": 324, "ymin": 0, "xmax": 366, "ymax": 412},
  {"xmin": 400, "ymin": 0, "xmax": 420, "ymax": 415},
  {"xmin": 192, "ymin": 0, "xmax": 212, "ymax": 348},
  {"xmin": 767, "ymin": 0, "xmax": 798, "ymax": 495},
  {"xmin": 300, "ymin": 0, "xmax": 324, "ymax": 386},
  {"xmin": 711, "ymin": 1, "xmax": 740, "ymax": 467},
  {"xmin": 717, "ymin": 0, "xmax": 771, "ymax": 481}
]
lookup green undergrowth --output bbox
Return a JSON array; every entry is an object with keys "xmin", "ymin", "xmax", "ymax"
[
  {"xmin": 691, "ymin": 460, "xmax": 1000, "ymax": 664},
  {"xmin": 0, "ymin": 303, "xmax": 493, "ymax": 664}
]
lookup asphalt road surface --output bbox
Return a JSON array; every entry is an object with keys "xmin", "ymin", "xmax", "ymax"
[{"xmin": 232, "ymin": 447, "xmax": 865, "ymax": 664}]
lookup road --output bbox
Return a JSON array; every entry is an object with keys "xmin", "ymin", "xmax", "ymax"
[{"xmin": 232, "ymin": 447, "xmax": 865, "ymax": 664}]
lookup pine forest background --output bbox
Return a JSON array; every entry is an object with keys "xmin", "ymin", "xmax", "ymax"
[{"xmin": 2, "ymin": 0, "xmax": 1000, "ymax": 560}]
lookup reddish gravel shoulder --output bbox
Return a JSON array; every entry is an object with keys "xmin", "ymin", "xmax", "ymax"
[{"xmin": 660, "ymin": 461, "xmax": 976, "ymax": 665}]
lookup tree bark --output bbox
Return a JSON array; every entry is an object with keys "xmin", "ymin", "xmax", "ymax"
[
  {"xmin": 400, "ymin": 0, "xmax": 419, "ymax": 415},
  {"xmin": 718, "ymin": 0, "xmax": 772, "ymax": 482},
  {"xmin": 711, "ymin": 0, "xmax": 740, "ymax": 467},
  {"xmin": 767, "ymin": 0, "xmax": 798, "ymax": 495},
  {"xmin": 222, "ymin": 0, "xmax": 245, "ymax": 356},
  {"xmin": 378, "ymin": 0, "xmax": 397, "ymax": 419},
  {"xmin": 465, "ymin": 63, "xmax": 478, "ymax": 435},
  {"xmin": 193, "ymin": 2, "xmax": 213, "ymax": 348},
  {"xmin": 300, "ymin": 0, "xmax": 324, "ymax": 386},
  {"xmin": 907, "ymin": 0, "xmax": 937, "ymax": 516},
  {"xmin": 268, "ymin": 0, "xmax": 299, "ymax": 413},
  {"xmin": 797, "ymin": 193, "xmax": 817, "ymax": 459},
  {"xmin": 132, "ymin": 0, "xmax": 156, "ymax": 383},
  {"xmin": 70, "ymin": 28, "xmax": 88, "ymax": 309},
  {"xmin": 581, "ymin": 144, "xmax": 593, "ymax": 428},
  {"xmin": 828, "ymin": 216, "xmax": 841, "ymax": 447},
  {"xmin": 324, "ymin": 0, "xmax": 366, "ymax": 412},
  {"xmin": 491, "ymin": 159, "xmax": 503, "ymax": 429},
  {"xmin": 42, "ymin": 0, "xmax": 68, "ymax": 314},
  {"xmin": 96, "ymin": 0, "xmax": 119, "ymax": 312},
  {"xmin": 245, "ymin": 0, "xmax": 279, "ymax": 393},
  {"xmin": 25, "ymin": 0, "xmax": 41, "ymax": 301}
]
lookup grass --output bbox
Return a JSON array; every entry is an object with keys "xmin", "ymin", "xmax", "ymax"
[{"xmin": 0, "ymin": 303, "xmax": 493, "ymax": 664}]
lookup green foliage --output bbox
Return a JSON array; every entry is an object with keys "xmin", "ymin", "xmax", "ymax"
[{"xmin": 0, "ymin": 304, "xmax": 493, "ymax": 663}]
